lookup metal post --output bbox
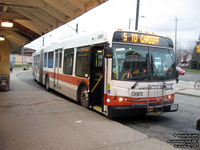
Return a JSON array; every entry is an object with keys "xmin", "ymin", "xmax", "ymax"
[
  {"xmin": 42, "ymin": 36, "xmax": 44, "ymax": 47},
  {"xmin": 135, "ymin": 0, "xmax": 140, "ymax": 30},
  {"xmin": 76, "ymin": 23, "xmax": 78, "ymax": 33},
  {"xmin": 129, "ymin": 19, "xmax": 131, "ymax": 30},
  {"xmin": 21, "ymin": 47, "xmax": 24, "ymax": 66},
  {"xmin": 175, "ymin": 17, "xmax": 178, "ymax": 65}
]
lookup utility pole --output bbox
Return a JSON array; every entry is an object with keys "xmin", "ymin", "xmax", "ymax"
[
  {"xmin": 129, "ymin": 19, "xmax": 131, "ymax": 30},
  {"xmin": 135, "ymin": 0, "xmax": 140, "ymax": 30},
  {"xmin": 42, "ymin": 36, "xmax": 44, "ymax": 47},
  {"xmin": 76, "ymin": 23, "xmax": 78, "ymax": 33},
  {"xmin": 175, "ymin": 16, "xmax": 178, "ymax": 65}
]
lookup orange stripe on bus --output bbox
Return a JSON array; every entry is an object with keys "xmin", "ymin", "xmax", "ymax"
[{"xmin": 43, "ymin": 71, "xmax": 89, "ymax": 87}]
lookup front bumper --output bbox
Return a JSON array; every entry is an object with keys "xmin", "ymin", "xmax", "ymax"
[{"xmin": 108, "ymin": 103, "xmax": 178, "ymax": 118}]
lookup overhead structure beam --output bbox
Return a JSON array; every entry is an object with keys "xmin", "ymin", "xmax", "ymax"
[
  {"xmin": 0, "ymin": 0, "xmax": 108, "ymax": 49},
  {"xmin": 2, "ymin": 5, "xmax": 8, "ymax": 11},
  {"xmin": 11, "ymin": 7, "xmax": 51, "ymax": 32},
  {"xmin": 0, "ymin": 12, "xmax": 29, "ymax": 20},
  {"xmin": 66, "ymin": 0, "xmax": 85, "ymax": 11},
  {"xmin": 15, "ymin": 20, "xmax": 45, "ymax": 35},
  {"xmin": 25, "ymin": 8, "xmax": 59, "ymax": 28},
  {"xmin": 0, "ymin": 0, "xmax": 67, "ymax": 22},
  {"xmin": 43, "ymin": 0, "xmax": 75, "ymax": 18},
  {"xmin": 6, "ymin": 36, "xmax": 23, "ymax": 47},
  {"xmin": 14, "ymin": 22, "xmax": 40, "ymax": 40},
  {"xmin": 36, "ymin": 4, "xmax": 67, "ymax": 23},
  {"xmin": 0, "ymin": 30, "xmax": 30, "ymax": 44}
]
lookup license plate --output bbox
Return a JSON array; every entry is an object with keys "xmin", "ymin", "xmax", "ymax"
[{"xmin": 170, "ymin": 104, "xmax": 178, "ymax": 111}]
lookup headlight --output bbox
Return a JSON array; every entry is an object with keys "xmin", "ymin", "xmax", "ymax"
[
  {"xmin": 118, "ymin": 97, "xmax": 123, "ymax": 102},
  {"xmin": 106, "ymin": 99, "xmax": 111, "ymax": 103},
  {"xmin": 167, "ymin": 94, "xmax": 174, "ymax": 100}
]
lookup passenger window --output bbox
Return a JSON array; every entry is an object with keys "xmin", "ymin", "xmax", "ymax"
[
  {"xmin": 55, "ymin": 49, "xmax": 62, "ymax": 68},
  {"xmin": 48, "ymin": 51, "xmax": 54, "ymax": 68},
  {"xmin": 75, "ymin": 47, "xmax": 90, "ymax": 77},
  {"xmin": 59, "ymin": 51, "xmax": 62, "ymax": 68},
  {"xmin": 44, "ymin": 53, "xmax": 47, "ymax": 67},
  {"xmin": 63, "ymin": 49, "xmax": 74, "ymax": 75},
  {"xmin": 36, "ymin": 55, "xmax": 40, "ymax": 69},
  {"xmin": 95, "ymin": 50, "xmax": 103, "ymax": 67}
]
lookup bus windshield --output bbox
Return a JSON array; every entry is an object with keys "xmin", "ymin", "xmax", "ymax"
[{"xmin": 112, "ymin": 43, "xmax": 176, "ymax": 81}]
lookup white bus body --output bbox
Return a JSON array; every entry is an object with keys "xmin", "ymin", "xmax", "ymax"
[{"xmin": 33, "ymin": 30, "xmax": 178, "ymax": 118}]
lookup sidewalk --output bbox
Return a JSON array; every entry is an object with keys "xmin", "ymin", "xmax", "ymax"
[
  {"xmin": 0, "ymin": 69, "xmax": 177, "ymax": 150},
  {"xmin": 176, "ymin": 80, "xmax": 200, "ymax": 97}
]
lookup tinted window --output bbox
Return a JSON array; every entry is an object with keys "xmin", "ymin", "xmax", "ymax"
[
  {"xmin": 75, "ymin": 47, "xmax": 90, "ymax": 77},
  {"xmin": 63, "ymin": 49, "xmax": 74, "ymax": 75},
  {"xmin": 112, "ymin": 44, "xmax": 148, "ymax": 81},
  {"xmin": 44, "ymin": 53, "xmax": 47, "ymax": 67},
  {"xmin": 36, "ymin": 55, "xmax": 40, "ymax": 69},
  {"xmin": 150, "ymin": 48, "xmax": 176, "ymax": 80},
  {"xmin": 55, "ymin": 50, "xmax": 62, "ymax": 68},
  {"xmin": 48, "ymin": 52, "xmax": 54, "ymax": 68}
]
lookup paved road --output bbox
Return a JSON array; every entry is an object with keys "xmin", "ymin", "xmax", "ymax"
[
  {"xmin": 116, "ymin": 94, "xmax": 200, "ymax": 149},
  {"xmin": 179, "ymin": 72, "xmax": 200, "ymax": 82},
  {"xmin": 17, "ymin": 71, "xmax": 200, "ymax": 149}
]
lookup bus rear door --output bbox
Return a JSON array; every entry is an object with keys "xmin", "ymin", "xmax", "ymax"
[
  {"xmin": 39, "ymin": 49, "xmax": 43, "ymax": 83},
  {"xmin": 54, "ymin": 49, "xmax": 62, "ymax": 90}
]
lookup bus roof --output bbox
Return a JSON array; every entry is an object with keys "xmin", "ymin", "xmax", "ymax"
[{"xmin": 35, "ymin": 30, "xmax": 173, "ymax": 53}]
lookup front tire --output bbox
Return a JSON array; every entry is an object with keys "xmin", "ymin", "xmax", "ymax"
[{"xmin": 79, "ymin": 86, "xmax": 89, "ymax": 108}]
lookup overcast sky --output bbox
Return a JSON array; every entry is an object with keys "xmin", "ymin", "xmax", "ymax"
[{"xmin": 25, "ymin": 0, "xmax": 200, "ymax": 50}]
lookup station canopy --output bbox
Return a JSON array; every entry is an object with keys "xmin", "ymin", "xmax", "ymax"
[{"xmin": 0, "ymin": 0, "xmax": 107, "ymax": 48}]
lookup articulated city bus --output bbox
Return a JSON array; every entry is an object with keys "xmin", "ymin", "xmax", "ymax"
[{"xmin": 32, "ymin": 30, "xmax": 178, "ymax": 118}]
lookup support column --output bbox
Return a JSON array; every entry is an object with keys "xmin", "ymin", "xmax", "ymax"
[{"xmin": 0, "ymin": 40, "xmax": 10, "ymax": 90}]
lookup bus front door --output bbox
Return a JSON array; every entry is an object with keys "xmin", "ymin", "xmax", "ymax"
[
  {"xmin": 89, "ymin": 45, "xmax": 104, "ymax": 112},
  {"xmin": 54, "ymin": 49, "xmax": 62, "ymax": 90}
]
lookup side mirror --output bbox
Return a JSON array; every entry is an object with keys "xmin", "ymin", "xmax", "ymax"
[{"xmin": 104, "ymin": 47, "xmax": 113, "ymax": 58}]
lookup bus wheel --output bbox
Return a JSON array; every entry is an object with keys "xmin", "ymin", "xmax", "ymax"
[
  {"xmin": 45, "ymin": 77, "xmax": 50, "ymax": 91},
  {"xmin": 80, "ymin": 86, "xmax": 89, "ymax": 108}
]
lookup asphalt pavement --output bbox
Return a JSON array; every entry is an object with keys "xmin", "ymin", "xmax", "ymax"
[
  {"xmin": 0, "ymin": 69, "xmax": 180, "ymax": 150},
  {"xmin": 176, "ymin": 80, "xmax": 200, "ymax": 97}
]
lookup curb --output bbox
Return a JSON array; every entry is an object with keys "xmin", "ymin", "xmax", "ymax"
[
  {"xmin": 175, "ymin": 92, "xmax": 200, "ymax": 98},
  {"xmin": 15, "ymin": 70, "xmax": 32, "ymax": 77}
]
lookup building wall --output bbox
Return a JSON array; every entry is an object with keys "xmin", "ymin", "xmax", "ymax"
[
  {"xmin": 0, "ymin": 40, "xmax": 10, "ymax": 75},
  {"xmin": 10, "ymin": 55, "xmax": 33, "ymax": 65}
]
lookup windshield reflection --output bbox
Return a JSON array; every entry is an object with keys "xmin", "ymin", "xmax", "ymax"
[{"xmin": 112, "ymin": 44, "xmax": 176, "ymax": 81}]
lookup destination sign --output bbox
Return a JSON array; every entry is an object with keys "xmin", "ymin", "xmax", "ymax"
[{"xmin": 113, "ymin": 31, "xmax": 173, "ymax": 48}]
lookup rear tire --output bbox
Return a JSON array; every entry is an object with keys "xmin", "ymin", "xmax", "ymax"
[
  {"xmin": 79, "ymin": 86, "xmax": 89, "ymax": 108},
  {"xmin": 45, "ymin": 77, "xmax": 50, "ymax": 91},
  {"xmin": 194, "ymin": 81, "xmax": 200, "ymax": 90}
]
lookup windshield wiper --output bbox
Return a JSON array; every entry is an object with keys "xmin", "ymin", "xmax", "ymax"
[{"xmin": 131, "ymin": 82, "xmax": 138, "ymax": 89}]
